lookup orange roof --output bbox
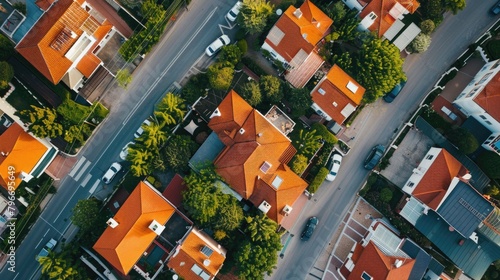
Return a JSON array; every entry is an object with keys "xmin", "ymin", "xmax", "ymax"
[
  {"xmin": 474, "ymin": 71, "xmax": 500, "ymax": 123},
  {"xmin": 16, "ymin": 0, "xmax": 112, "ymax": 84},
  {"xmin": 76, "ymin": 53, "xmax": 102, "ymax": 78},
  {"xmin": 311, "ymin": 65, "xmax": 366, "ymax": 123},
  {"xmin": 413, "ymin": 149, "xmax": 468, "ymax": 210},
  {"xmin": 264, "ymin": 0, "xmax": 332, "ymax": 63},
  {"xmin": 93, "ymin": 181, "xmax": 175, "ymax": 275},
  {"xmin": 348, "ymin": 241, "xmax": 415, "ymax": 280},
  {"xmin": 359, "ymin": 0, "xmax": 420, "ymax": 37},
  {"xmin": 208, "ymin": 91, "xmax": 308, "ymax": 224},
  {"xmin": 0, "ymin": 123, "xmax": 48, "ymax": 190},
  {"xmin": 167, "ymin": 228, "xmax": 226, "ymax": 279}
]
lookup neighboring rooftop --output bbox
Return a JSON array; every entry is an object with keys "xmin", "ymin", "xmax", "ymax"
[
  {"xmin": 473, "ymin": 71, "xmax": 500, "ymax": 123},
  {"xmin": 264, "ymin": 105, "xmax": 295, "ymax": 135},
  {"xmin": 359, "ymin": 0, "xmax": 420, "ymax": 37}
]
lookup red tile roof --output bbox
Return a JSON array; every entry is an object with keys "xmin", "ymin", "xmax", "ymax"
[
  {"xmin": 35, "ymin": 0, "xmax": 57, "ymax": 11},
  {"xmin": 0, "ymin": 123, "xmax": 48, "ymax": 190},
  {"xmin": 474, "ymin": 71, "xmax": 500, "ymax": 123},
  {"xmin": 359, "ymin": 0, "xmax": 420, "ymax": 37},
  {"xmin": 208, "ymin": 91, "xmax": 308, "ymax": 224},
  {"xmin": 412, "ymin": 149, "xmax": 468, "ymax": 210},
  {"xmin": 167, "ymin": 228, "xmax": 226, "ymax": 279},
  {"xmin": 162, "ymin": 174, "xmax": 186, "ymax": 208},
  {"xmin": 93, "ymin": 181, "xmax": 175, "ymax": 275},
  {"xmin": 16, "ymin": 0, "xmax": 112, "ymax": 84},
  {"xmin": 348, "ymin": 241, "xmax": 415, "ymax": 280},
  {"xmin": 285, "ymin": 51, "xmax": 324, "ymax": 88},
  {"xmin": 264, "ymin": 0, "xmax": 332, "ymax": 63},
  {"xmin": 311, "ymin": 65, "xmax": 366, "ymax": 124}
]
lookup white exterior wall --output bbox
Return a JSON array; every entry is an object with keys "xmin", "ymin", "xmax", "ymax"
[
  {"xmin": 402, "ymin": 148, "xmax": 442, "ymax": 195},
  {"xmin": 261, "ymin": 42, "xmax": 289, "ymax": 64},
  {"xmin": 341, "ymin": 0, "xmax": 364, "ymax": 11},
  {"xmin": 483, "ymin": 132, "xmax": 500, "ymax": 155}
]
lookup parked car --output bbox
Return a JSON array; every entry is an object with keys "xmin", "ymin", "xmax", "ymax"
[
  {"xmin": 119, "ymin": 142, "xmax": 134, "ymax": 160},
  {"xmin": 491, "ymin": 1, "xmax": 500, "ymax": 15},
  {"xmin": 36, "ymin": 238, "xmax": 57, "ymax": 260},
  {"xmin": 134, "ymin": 119, "xmax": 151, "ymax": 138},
  {"xmin": 326, "ymin": 153, "xmax": 343, "ymax": 181},
  {"xmin": 301, "ymin": 217, "xmax": 319, "ymax": 241},
  {"xmin": 364, "ymin": 145, "xmax": 385, "ymax": 170},
  {"xmin": 226, "ymin": 1, "xmax": 243, "ymax": 22},
  {"xmin": 205, "ymin": 35, "xmax": 230, "ymax": 56},
  {"xmin": 0, "ymin": 114, "xmax": 12, "ymax": 127},
  {"xmin": 383, "ymin": 80, "xmax": 406, "ymax": 103},
  {"xmin": 102, "ymin": 162, "xmax": 122, "ymax": 184}
]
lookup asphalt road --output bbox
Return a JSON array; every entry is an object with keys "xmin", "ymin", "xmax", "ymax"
[
  {"xmin": 0, "ymin": 0, "xmax": 238, "ymax": 279},
  {"xmin": 270, "ymin": 1, "xmax": 500, "ymax": 280}
]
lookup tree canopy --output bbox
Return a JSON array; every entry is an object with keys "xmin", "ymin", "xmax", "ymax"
[
  {"xmin": 161, "ymin": 135, "xmax": 198, "ymax": 173},
  {"xmin": 259, "ymin": 75, "xmax": 283, "ymax": 104},
  {"xmin": 238, "ymin": 0, "xmax": 274, "ymax": 34},
  {"xmin": 409, "ymin": 33, "xmax": 432, "ymax": 53},
  {"xmin": 444, "ymin": 0, "xmax": 466, "ymax": 14},
  {"xmin": 21, "ymin": 106, "xmax": 64, "ymax": 138},
  {"xmin": 477, "ymin": 151, "xmax": 500, "ymax": 179},
  {"xmin": 71, "ymin": 198, "xmax": 101, "ymax": 232},
  {"xmin": 219, "ymin": 45, "xmax": 243, "ymax": 66},
  {"xmin": 240, "ymin": 80, "xmax": 262, "ymax": 106},
  {"xmin": 446, "ymin": 127, "xmax": 478, "ymax": 154},
  {"xmin": 0, "ymin": 61, "xmax": 14, "ymax": 90},
  {"xmin": 155, "ymin": 92, "xmax": 186, "ymax": 127},
  {"xmin": 286, "ymin": 87, "xmax": 313, "ymax": 117},
  {"xmin": 207, "ymin": 63, "xmax": 235, "ymax": 90},
  {"xmin": 0, "ymin": 34, "xmax": 13, "ymax": 60}
]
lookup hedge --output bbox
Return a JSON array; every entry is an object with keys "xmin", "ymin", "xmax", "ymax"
[
  {"xmin": 307, "ymin": 167, "xmax": 329, "ymax": 194},
  {"xmin": 56, "ymin": 99, "xmax": 91, "ymax": 125},
  {"xmin": 311, "ymin": 123, "xmax": 338, "ymax": 144}
]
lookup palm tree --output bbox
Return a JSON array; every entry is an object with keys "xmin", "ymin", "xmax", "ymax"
[
  {"xmin": 141, "ymin": 122, "xmax": 168, "ymax": 149},
  {"xmin": 155, "ymin": 92, "xmax": 186, "ymax": 127},
  {"xmin": 245, "ymin": 214, "xmax": 278, "ymax": 243},
  {"xmin": 127, "ymin": 146, "xmax": 153, "ymax": 177},
  {"xmin": 38, "ymin": 251, "xmax": 59, "ymax": 276},
  {"xmin": 39, "ymin": 251, "xmax": 77, "ymax": 279},
  {"xmin": 297, "ymin": 129, "xmax": 322, "ymax": 156}
]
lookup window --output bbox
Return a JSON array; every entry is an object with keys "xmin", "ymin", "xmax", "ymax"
[
  {"xmin": 480, "ymin": 115, "xmax": 487, "ymax": 120},
  {"xmin": 318, "ymin": 88, "xmax": 326, "ymax": 95},
  {"xmin": 486, "ymin": 121, "xmax": 492, "ymax": 125},
  {"xmin": 191, "ymin": 264, "xmax": 210, "ymax": 280},
  {"xmin": 200, "ymin": 246, "xmax": 213, "ymax": 257},
  {"xmin": 477, "ymin": 72, "xmax": 493, "ymax": 85},
  {"xmin": 407, "ymin": 182, "xmax": 415, "ymax": 187},
  {"xmin": 260, "ymin": 161, "xmax": 272, "ymax": 173},
  {"xmin": 361, "ymin": 271, "xmax": 373, "ymax": 280},
  {"xmin": 425, "ymin": 155, "xmax": 434, "ymax": 160},
  {"xmin": 368, "ymin": 12, "xmax": 377, "ymax": 20}
]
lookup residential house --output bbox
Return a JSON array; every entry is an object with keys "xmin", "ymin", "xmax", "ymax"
[
  {"xmin": 15, "ymin": 0, "xmax": 120, "ymax": 92},
  {"xmin": 340, "ymin": 220, "xmax": 445, "ymax": 280},
  {"xmin": 0, "ymin": 123, "xmax": 57, "ymax": 191},
  {"xmin": 93, "ymin": 181, "xmax": 225, "ymax": 279},
  {"xmin": 453, "ymin": 59, "xmax": 500, "ymax": 156},
  {"xmin": 310, "ymin": 64, "xmax": 366, "ymax": 125},
  {"xmin": 208, "ymin": 90, "xmax": 308, "ymax": 227},
  {"xmin": 167, "ymin": 227, "xmax": 226, "ymax": 280},
  {"xmin": 261, "ymin": 0, "xmax": 333, "ymax": 88},
  {"xmin": 399, "ymin": 147, "xmax": 500, "ymax": 279}
]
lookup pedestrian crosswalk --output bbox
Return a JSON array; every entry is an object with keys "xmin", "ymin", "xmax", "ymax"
[{"xmin": 67, "ymin": 156, "xmax": 101, "ymax": 195}]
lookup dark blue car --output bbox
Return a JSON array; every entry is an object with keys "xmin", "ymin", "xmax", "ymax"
[
  {"xmin": 301, "ymin": 217, "xmax": 319, "ymax": 241},
  {"xmin": 383, "ymin": 80, "xmax": 407, "ymax": 103}
]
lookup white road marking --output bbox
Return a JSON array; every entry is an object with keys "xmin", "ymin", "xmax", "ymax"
[
  {"xmin": 34, "ymin": 238, "xmax": 43, "ymax": 249},
  {"xmin": 80, "ymin": 174, "xmax": 92, "ymax": 188},
  {"xmin": 43, "ymin": 228, "xmax": 49, "ymax": 237},
  {"xmin": 74, "ymin": 161, "xmax": 91, "ymax": 181},
  {"xmin": 89, "ymin": 180, "xmax": 101, "ymax": 194},
  {"xmin": 68, "ymin": 157, "xmax": 86, "ymax": 178}
]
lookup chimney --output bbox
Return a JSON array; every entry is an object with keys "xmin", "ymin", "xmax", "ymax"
[
  {"xmin": 107, "ymin": 218, "xmax": 119, "ymax": 228},
  {"xmin": 210, "ymin": 108, "xmax": 221, "ymax": 118},
  {"xmin": 148, "ymin": 220, "xmax": 166, "ymax": 235},
  {"xmin": 239, "ymin": 128, "xmax": 245, "ymax": 134},
  {"xmin": 293, "ymin": 8, "xmax": 302, "ymax": 18}
]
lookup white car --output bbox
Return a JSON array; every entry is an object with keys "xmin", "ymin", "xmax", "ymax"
[
  {"xmin": 36, "ymin": 238, "xmax": 57, "ymax": 261},
  {"xmin": 226, "ymin": 1, "xmax": 242, "ymax": 22},
  {"xmin": 326, "ymin": 154, "xmax": 343, "ymax": 182},
  {"xmin": 205, "ymin": 35, "xmax": 230, "ymax": 56},
  {"xmin": 134, "ymin": 119, "xmax": 151, "ymax": 138},
  {"xmin": 102, "ymin": 162, "xmax": 122, "ymax": 184},
  {"xmin": 119, "ymin": 142, "xmax": 134, "ymax": 160}
]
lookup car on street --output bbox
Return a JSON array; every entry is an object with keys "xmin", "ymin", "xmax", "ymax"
[
  {"xmin": 119, "ymin": 142, "xmax": 134, "ymax": 160},
  {"xmin": 326, "ymin": 153, "xmax": 342, "ymax": 181},
  {"xmin": 205, "ymin": 35, "xmax": 230, "ymax": 56},
  {"xmin": 383, "ymin": 80, "xmax": 406, "ymax": 103},
  {"xmin": 364, "ymin": 144, "xmax": 385, "ymax": 170},
  {"xmin": 102, "ymin": 162, "xmax": 122, "ymax": 184},
  {"xmin": 226, "ymin": 1, "xmax": 242, "ymax": 22},
  {"xmin": 134, "ymin": 119, "xmax": 151, "ymax": 138},
  {"xmin": 491, "ymin": 1, "xmax": 500, "ymax": 15},
  {"xmin": 36, "ymin": 238, "xmax": 57, "ymax": 261},
  {"xmin": 301, "ymin": 216, "xmax": 319, "ymax": 241}
]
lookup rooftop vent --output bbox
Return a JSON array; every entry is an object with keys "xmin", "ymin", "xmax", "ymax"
[
  {"xmin": 394, "ymin": 259, "xmax": 403, "ymax": 268},
  {"xmin": 258, "ymin": 200, "xmax": 271, "ymax": 214},
  {"xmin": 239, "ymin": 128, "xmax": 245, "ymax": 134},
  {"xmin": 462, "ymin": 173, "xmax": 472, "ymax": 180},
  {"xmin": 318, "ymin": 88, "xmax": 326, "ymax": 95},
  {"xmin": 148, "ymin": 220, "xmax": 165, "ymax": 235},
  {"xmin": 282, "ymin": 205, "xmax": 293, "ymax": 216},
  {"xmin": 107, "ymin": 218, "xmax": 119, "ymax": 228},
  {"xmin": 332, "ymin": 102, "xmax": 338, "ymax": 107},
  {"xmin": 293, "ymin": 8, "xmax": 302, "ymax": 18},
  {"xmin": 203, "ymin": 259, "xmax": 211, "ymax": 267},
  {"xmin": 210, "ymin": 108, "xmax": 221, "ymax": 118}
]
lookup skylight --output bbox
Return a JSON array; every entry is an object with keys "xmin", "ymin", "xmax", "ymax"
[
  {"xmin": 200, "ymin": 246, "xmax": 213, "ymax": 257},
  {"xmin": 346, "ymin": 81, "xmax": 358, "ymax": 93},
  {"xmin": 271, "ymin": 176, "xmax": 283, "ymax": 189},
  {"xmin": 260, "ymin": 161, "xmax": 272, "ymax": 173}
]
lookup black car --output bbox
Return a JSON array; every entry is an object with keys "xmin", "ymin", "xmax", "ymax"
[
  {"xmin": 383, "ymin": 80, "xmax": 406, "ymax": 103},
  {"xmin": 491, "ymin": 1, "xmax": 500, "ymax": 15},
  {"xmin": 301, "ymin": 217, "xmax": 319, "ymax": 241},
  {"xmin": 364, "ymin": 145, "xmax": 385, "ymax": 170}
]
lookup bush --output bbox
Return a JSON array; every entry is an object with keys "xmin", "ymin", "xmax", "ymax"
[
  {"xmin": 408, "ymin": 33, "xmax": 432, "ymax": 53},
  {"xmin": 291, "ymin": 154, "xmax": 308, "ymax": 175},
  {"xmin": 240, "ymin": 80, "xmax": 262, "ymax": 106},
  {"xmin": 380, "ymin": 188, "xmax": 393, "ymax": 203},
  {"xmin": 237, "ymin": 39, "xmax": 248, "ymax": 55},
  {"xmin": 446, "ymin": 127, "xmax": 479, "ymax": 154},
  {"xmin": 241, "ymin": 56, "xmax": 267, "ymax": 76},
  {"xmin": 308, "ymin": 167, "xmax": 329, "ymax": 194},
  {"xmin": 476, "ymin": 151, "xmax": 500, "ymax": 179},
  {"xmin": 219, "ymin": 45, "xmax": 243, "ymax": 66},
  {"xmin": 0, "ymin": 61, "xmax": 14, "ymax": 90},
  {"xmin": 311, "ymin": 123, "xmax": 337, "ymax": 144},
  {"xmin": 420, "ymin": 19, "xmax": 435, "ymax": 34},
  {"xmin": 181, "ymin": 73, "xmax": 209, "ymax": 104},
  {"xmin": 0, "ymin": 34, "xmax": 14, "ymax": 60},
  {"xmin": 56, "ymin": 99, "xmax": 91, "ymax": 125},
  {"xmin": 207, "ymin": 63, "xmax": 235, "ymax": 90}
]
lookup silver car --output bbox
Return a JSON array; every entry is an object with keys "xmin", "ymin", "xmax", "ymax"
[{"xmin": 205, "ymin": 35, "xmax": 230, "ymax": 56}]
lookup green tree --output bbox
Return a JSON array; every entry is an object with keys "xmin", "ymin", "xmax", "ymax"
[
  {"xmin": 477, "ymin": 151, "xmax": 500, "ymax": 179},
  {"xmin": 420, "ymin": 0, "xmax": 444, "ymax": 24},
  {"xmin": 64, "ymin": 125, "xmax": 85, "ymax": 144},
  {"xmin": 240, "ymin": 80, "xmax": 262, "ymax": 106},
  {"xmin": 215, "ymin": 194, "xmax": 244, "ymax": 232},
  {"xmin": 238, "ymin": 0, "xmax": 274, "ymax": 34},
  {"xmin": 181, "ymin": 73, "xmax": 209, "ymax": 104},
  {"xmin": 446, "ymin": 127, "xmax": 478, "ymax": 154},
  {"xmin": 353, "ymin": 38, "xmax": 406, "ymax": 103},
  {"xmin": 332, "ymin": 9, "xmax": 361, "ymax": 42},
  {"xmin": 207, "ymin": 63, "xmax": 234, "ymax": 90},
  {"xmin": 21, "ymin": 106, "xmax": 64, "ymax": 138},
  {"xmin": 291, "ymin": 154, "xmax": 308, "ymax": 175},
  {"xmin": 259, "ymin": 75, "xmax": 283, "ymax": 104},
  {"xmin": 71, "ymin": 198, "xmax": 100, "ymax": 232},
  {"xmin": 328, "ymin": 1, "xmax": 347, "ymax": 23},
  {"xmin": 161, "ymin": 135, "xmax": 198, "ymax": 173},
  {"xmin": 155, "ymin": 92, "xmax": 186, "ymax": 127},
  {"xmin": 420, "ymin": 19, "xmax": 435, "ymax": 34},
  {"xmin": 219, "ymin": 45, "xmax": 243, "ymax": 66},
  {"xmin": 116, "ymin": 69, "xmax": 132, "ymax": 89},
  {"xmin": 444, "ymin": 0, "xmax": 465, "ymax": 14},
  {"xmin": 137, "ymin": 121, "xmax": 168, "ymax": 149},
  {"xmin": 244, "ymin": 214, "xmax": 278, "ymax": 243},
  {"xmin": 127, "ymin": 145, "xmax": 155, "ymax": 177},
  {"xmin": 13, "ymin": 2, "xmax": 26, "ymax": 15},
  {"xmin": 380, "ymin": 188, "xmax": 393, "ymax": 203},
  {"xmin": 286, "ymin": 87, "xmax": 313, "ymax": 117},
  {"xmin": 237, "ymin": 39, "xmax": 248, "ymax": 54},
  {"xmin": 296, "ymin": 129, "xmax": 322, "ymax": 156},
  {"xmin": 39, "ymin": 252, "xmax": 78, "ymax": 280},
  {"xmin": 0, "ymin": 61, "xmax": 14, "ymax": 90},
  {"xmin": 0, "ymin": 34, "xmax": 14, "ymax": 60},
  {"xmin": 408, "ymin": 33, "xmax": 432, "ymax": 53},
  {"xmin": 183, "ymin": 170, "xmax": 221, "ymax": 225}
]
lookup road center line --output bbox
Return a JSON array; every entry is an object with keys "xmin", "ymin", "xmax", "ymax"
[{"xmin": 34, "ymin": 238, "xmax": 43, "ymax": 249}]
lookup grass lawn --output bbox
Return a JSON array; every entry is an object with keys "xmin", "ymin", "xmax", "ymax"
[{"xmin": 7, "ymin": 78, "xmax": 47, "ymax": 112}]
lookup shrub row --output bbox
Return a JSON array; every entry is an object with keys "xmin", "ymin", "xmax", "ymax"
[{"xmin": 307, "ymin": 167, "xmax": 329, "ymax": 194}]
